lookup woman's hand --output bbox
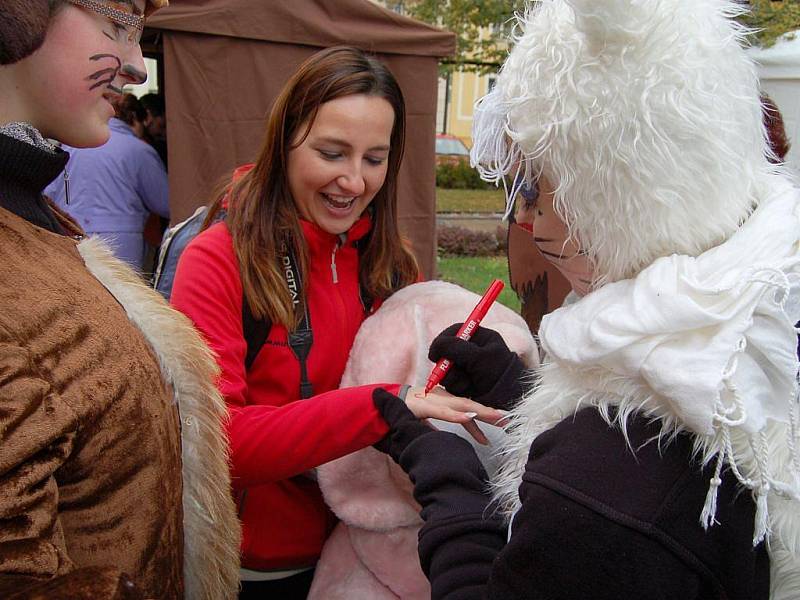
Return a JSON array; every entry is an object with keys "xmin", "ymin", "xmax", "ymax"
[{"xmin": 403, "ymin": 385, "xmax": 505, "ymax": 445}]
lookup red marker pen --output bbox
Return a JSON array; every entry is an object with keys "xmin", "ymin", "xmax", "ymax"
[{"xmin": 424, "ymin": 279, "xmax": 505, "ymax": 395}]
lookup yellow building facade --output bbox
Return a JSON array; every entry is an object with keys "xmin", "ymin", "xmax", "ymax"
[{"xmin": 438, "ymin": 70, "xmax": 496, "ymax": 148}]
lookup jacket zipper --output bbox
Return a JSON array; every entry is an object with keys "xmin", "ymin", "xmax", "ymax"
[{"xmin": 330, "ymin": 234, "xmax": 346, "ymax": 283}]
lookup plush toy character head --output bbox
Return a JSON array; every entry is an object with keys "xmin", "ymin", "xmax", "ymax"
[{"xmin": 310, "ymin": 281, "xmax": 538, "ymax": 600}]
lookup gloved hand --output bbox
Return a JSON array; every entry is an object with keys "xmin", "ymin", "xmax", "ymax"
[
  {"xmin": 372, "ymin": 388, "xmax": 493, "ymax": 514},
  {"xmin": 373, "ymin": 388, "xmax": 437, "ymax": 462},
  {"xmin": 428, "ymin": 323, "xmax": 526, "ymax": 411}
]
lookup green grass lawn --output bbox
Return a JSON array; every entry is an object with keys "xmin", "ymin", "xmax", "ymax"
[
  {"xmin": 436, "ymin": 255, "xmax": 520, "ymax": 313},
  {"xmin": 436, "ymin": 187, "xmax": 506, "ymax": 213}
]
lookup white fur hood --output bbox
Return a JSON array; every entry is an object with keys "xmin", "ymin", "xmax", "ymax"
[{"xmin": 473, "ymin": 0, "xmax": 776, "ymax": 287}]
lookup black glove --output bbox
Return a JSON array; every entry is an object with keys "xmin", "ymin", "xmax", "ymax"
[
  {"xmin": 372, "ymin": 387, "xmax": 505, "ymax": 596},
  {"xmin": 372, "ymin": 388, "xmax": 494, "ymax": 517},
  {"xmin": 428, "ymin": 323, "xmax": 526, "ymax": 411},
  {"xmin": 372, "ymin": 388, "xmax": 436, "ymax": 462}
]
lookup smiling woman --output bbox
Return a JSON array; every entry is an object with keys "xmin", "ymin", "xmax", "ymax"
[
  {"xmin": 287, "ymin": 94, "xmax": 394, "ymax": 236},
  {"xmin": 169, "ymin": 46, "xmax": 504, "ymax": 599}
]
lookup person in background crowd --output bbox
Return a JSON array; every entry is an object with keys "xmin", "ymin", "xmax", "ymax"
[
  {"xmin": 138, "ymin": 92, "xmax": 169, "ymax": 272},
  {"xmin": 116, "ymin": 92, "xmax": 147, "ymax": 138},
  {"xmin": 0, "ymin": 0, "xmax": 239, "ymax": 598},
  {"xmin": 140, "ymin": 92, "xmax": 167, "ymax": 167},
  {"xmin": 46, "ymin": 92, "xmax": 169, "ymax": 271},
  {"xmin": 170, "ymin": 46, "xmax": 502, "ymax": 600}
]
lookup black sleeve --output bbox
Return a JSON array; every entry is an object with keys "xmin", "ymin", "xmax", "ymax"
[
  {"xmin": 396, "ymin": 430, "xmax": 506, "ymax": 600},
  {"xmin": 484, "ymin": 480, "xmax": 703, "ymax": 600}
]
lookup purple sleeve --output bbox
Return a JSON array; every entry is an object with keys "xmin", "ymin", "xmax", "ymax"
[{"xmin": 136, "ymin": 146, "xmax": 169, "ymax": 219}]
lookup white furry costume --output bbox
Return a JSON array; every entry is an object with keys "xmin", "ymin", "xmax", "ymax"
[
  {"xmin": 471, "ymin": 1, "xmax": 800, "ymax": 597},
  {"xmin": 309, "ymin": 281, "xmax": 538, "ymax": 600}
]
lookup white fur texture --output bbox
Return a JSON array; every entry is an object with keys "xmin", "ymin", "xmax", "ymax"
[
  {"xmin": 474, "ymin": 0, "xmax": 775, "ymax": 287},
  {"xmin": 310, "ymin": 281, "xmax": 539, "ymax": 600},
  {"xmin": 78, "ymin": 238, "xmax": 240, "ymax": 600}
]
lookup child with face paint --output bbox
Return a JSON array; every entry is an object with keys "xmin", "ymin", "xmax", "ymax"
[
  {"xmin": 0, "ymin": 2, "xmax": 239, "ymax": 599},
  {"xmin": 370, "ymin": 1, "xmax": 800, "ymax": 599},
  {"xmin": 169, "ymin": 46, "xmax": 503, "ymax": 599}
]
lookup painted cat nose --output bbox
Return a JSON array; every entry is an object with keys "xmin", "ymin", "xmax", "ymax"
[{"xmin": 121, "ymin": 46, "xmax": 147, "ymax": 85}]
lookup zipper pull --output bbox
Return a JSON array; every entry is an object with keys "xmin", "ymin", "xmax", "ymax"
[
  {"xmin": 331, "ymin": 245, "xmax": 338, "ymax": 283},
  {"xmin": 331, "ymin": 234, "xmax": 346, "ymax": 284},
  {"xmin": 64, "ymin": 170, "xmax": 71, "ymax": 205}
]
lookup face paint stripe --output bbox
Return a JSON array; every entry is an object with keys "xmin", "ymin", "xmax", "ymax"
[
  {"xmin": 538, "ymin": 249, "xmax": 580, "ymax": 261},
  {"xmin": 87, "ymin": 68, "xmax": 118, "ymax": 80}
]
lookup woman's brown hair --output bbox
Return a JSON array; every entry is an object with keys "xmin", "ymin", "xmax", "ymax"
[{"xmin": 206, "ymin": 46, "xmax": 418, "ymax": 328}]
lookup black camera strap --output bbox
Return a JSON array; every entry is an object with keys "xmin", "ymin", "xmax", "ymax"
[{"xmin": 242, "ymin": 245, "xmax": 313, "ymax": 399}]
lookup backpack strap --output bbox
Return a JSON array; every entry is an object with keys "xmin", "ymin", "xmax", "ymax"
[
  {"xmin": 356, "ymin": 236, "xmax": 377, "ymax": 316},
  {"xmin": 241, "ymin": 245, "xmax": 314, "ymax": 399},
  {"xmin": 242, "ymin": 238, "xmax": 388, "ymax": 399},
  {"xmin": 242, "ymin": 299, "xmax": 271, "ymax": 372}
]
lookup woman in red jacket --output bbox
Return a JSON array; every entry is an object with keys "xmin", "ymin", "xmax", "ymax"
[{"xmin": 171, "ymin": 46, "xmax": 501, "ymax": 599}]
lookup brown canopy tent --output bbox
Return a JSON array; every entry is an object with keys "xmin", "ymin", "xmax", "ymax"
[{"xmin": 145, "ymin": 0, "xmax": 455, "ymax": 277}]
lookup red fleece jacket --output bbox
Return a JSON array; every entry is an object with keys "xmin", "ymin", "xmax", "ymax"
[{"xmin": 171, "ymin": 215, "xmax": 394, "ymax": 570}]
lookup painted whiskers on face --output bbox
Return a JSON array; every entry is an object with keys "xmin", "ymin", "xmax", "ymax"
[
  {"xmin": 87, "ymin": 53, "xmax": 123, "ymax": 93},
  {"xmin": 520, "ymin": 176, "xmax": 595, "ymax": 295}
]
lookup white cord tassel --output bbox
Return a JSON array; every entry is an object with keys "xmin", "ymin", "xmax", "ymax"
[
  {"xmin": 753, "ymin": 486, "xmax": 771, "ymax": 546},
  {"xmin": 700, "ymin": 449, "xmax": 725, "ymax": 530}
]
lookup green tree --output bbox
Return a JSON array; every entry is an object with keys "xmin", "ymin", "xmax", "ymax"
[
  {"xmin": 397, "ymin": 0, "xmax": 526, "ymax": 73},
  {"xmin": 394, "ymin": 1, "xmax": 800, "ymax": 70},
  {"xmin": 739, "ymin": 0, "xmax": 800, "ymax": 47}
]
